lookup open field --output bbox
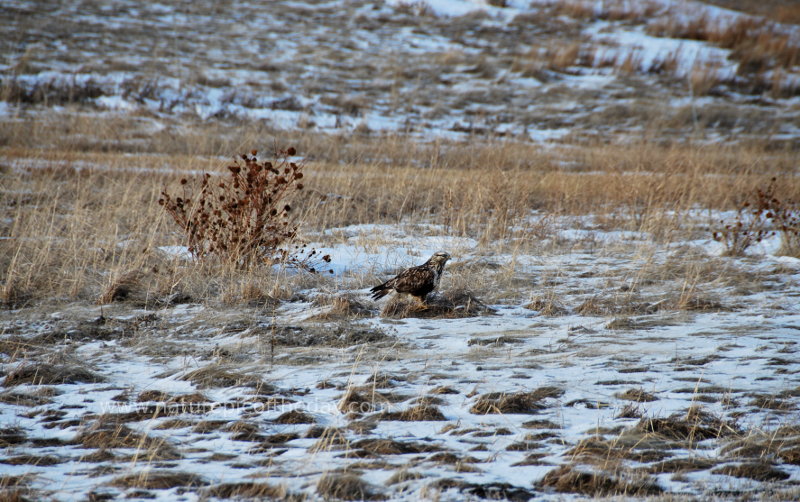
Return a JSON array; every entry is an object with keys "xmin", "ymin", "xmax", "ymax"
[
  {"xmin": 3, "ymin": 0, "xmax": 800, "ymax": 147},
  {"xmin": 2, "ymin": 0, "xmax": 800, "ymax": 501}
]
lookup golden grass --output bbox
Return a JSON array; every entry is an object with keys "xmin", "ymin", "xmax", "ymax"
[{"xmin": 1, "ymin": 117, "xmax": 798, "ymax": 306}]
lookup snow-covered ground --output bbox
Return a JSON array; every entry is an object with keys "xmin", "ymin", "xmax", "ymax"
[
  {"xmin": 3, "ymin": 1, "xmax": 800, "ymax": 500},
  {"xmin": 2, "ymin": 0, "xmax": 799, "ymax": 145},
  {"xmin": 2, "ymin": 216, "xmax": 799, "ymax": 500}
]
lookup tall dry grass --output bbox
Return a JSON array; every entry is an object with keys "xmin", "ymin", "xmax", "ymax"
[
  {"xmin": 1, "ymin": 155, "xmax": 170, "ymax": 306},
  {"xmin": 1, "ymin": 117, "xmax": 798, "ymax": 306}
]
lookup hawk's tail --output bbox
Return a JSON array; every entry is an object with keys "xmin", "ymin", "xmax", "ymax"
[{"xmin": 370, "ymin": 282, "xmax": 392, "ymax": 301}]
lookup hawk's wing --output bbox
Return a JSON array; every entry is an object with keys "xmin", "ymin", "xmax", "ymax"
[{"xmin": 392, "ymin": 265, "xmax": 435, "ymax": 296}]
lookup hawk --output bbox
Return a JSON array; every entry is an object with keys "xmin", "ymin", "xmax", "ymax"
[{"xmin": 370, "ymin": 251, "xmax": 451, "ymax": 305}]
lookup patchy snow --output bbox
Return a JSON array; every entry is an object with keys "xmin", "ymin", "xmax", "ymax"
[
  {"xmin": 96, "ymin": 95, "xmax": 137, "ymax": 111},
  {"xmin": 2, "ymin": 0, "xmax": 799, "ymax": 145},
  {"xmin": 2, "ymin": 0, "xmax": 800, "ymax": 498},
  {"xmin": 386, "ymin": 0, "xmax": 529, "ymax": 19},
  {"xmin": 587, "ymin": 23, "xmax": 738, "ymax": 78},
  {"xmin": 3, "ymin": 211, "xmax": 800, "ymax": 500},
  {"xmin": 157, "ymin": 245, "xmax": 193, "ymax": 260}
]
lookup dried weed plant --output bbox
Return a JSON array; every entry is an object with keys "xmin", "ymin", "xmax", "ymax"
[
  {"xmin": 713, "ymin": 177, "xmax": 800, "ymax": 256},
  {"xmin": 159, "ymin": 147, "xmax": 330, "ymax": 271}
]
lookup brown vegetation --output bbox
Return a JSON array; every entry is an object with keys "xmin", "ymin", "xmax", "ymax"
[
  {"xmin": 538, "ymin": 464, "xmax": 663, "ymax": 496},
  {"xmin": 714, "ymin": 177, "xmax": 800, "ymax": 256},
  {"xmin": 4, "ymin": 363, "xmax": 104, "ymax": 386},
  {"xmin": 2, "ymin": 126, "xmax": 799, "ymax": 307},
  {"xmin": 470, "ymin": 387, "xmax": 564, "ymax": 415},
  {"xmin": 159, "ymin": 148, "xmax": 326, "ymax": 270},
  {"xmin": 180, "ymin": 364, "xmax": 273, "ymax": 392},
  {"xmin": 379, "ymin": 288, "xmax": 493, "ymax": 319},
  {"xmin": 546, "ymin": 0, "xmax": 800, "ymax": 96},
  {"xmin": 274, "ymin": 409, "xmax": 316, "ymax": 424},
  {"xmin": 109, "ymin": 471, "xmax": 207, "ymax": 490},
  {"xmin": 316, "ymin": 473, "xmax": 385, "ymax": 501},
  {"xmin": 205, "ymin": 482, "xmax": 288, "ymax": 500},
  {"xmin": 1, "ymin": 3, "xmax": 799, "ymax": 501},
  {"xmin": 635, "ymin": 406, "xmax": 740, "ymax": 442},
  {"xmin": 379, "ymin": 404, "xmax": 448, "ymax": 422},
  {"xmin": 350, "ymin": 438, "xmax": 440, "ymax": 455}
]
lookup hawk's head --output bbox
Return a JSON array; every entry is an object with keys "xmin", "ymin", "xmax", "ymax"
[{"xmin": 429, "ymin": 251, "xmax": 451, "ymax": 266}]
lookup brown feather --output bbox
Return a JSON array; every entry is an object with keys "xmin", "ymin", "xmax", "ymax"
[{"xmin": 370, "ymin": 252, "xmax": 450, "ymax": 303}]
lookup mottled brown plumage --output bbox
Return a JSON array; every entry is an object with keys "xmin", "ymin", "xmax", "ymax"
[{"xmin": 370, "ymin": 252, "xmax": 451, "ymax": 304}]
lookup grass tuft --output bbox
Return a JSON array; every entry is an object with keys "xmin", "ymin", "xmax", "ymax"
[
  {"xmin": 4, "ymin": 363, "xmax": 104, "ymax": 386},
  {"xmin": 109, "ymin": 471, "xmax": 207, "ymax": 490},
  {"xmin": 470, "ymin": 388, "xmax": 563, "ymax": 415},
  {"xmin": 379, "ymin": 404, "xmax": 448, "ymax": 422},
  {"xmin": 537, "ymin": 464, "xmax": 663, "ymax": 496},
  {"xmin": 205, "ymin": 482, "xmax": 288, "ymax": 500},
  {"xmin": 380, "ymin": 289, "xmax": 493, "ymax": 319},
  {"xmin": 635, "ymin": 406, "xmax": 740, "ymax": 442},
  {"xmin": 316, "ymin": 473, "xmax": 385, "ymax": 501}
]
